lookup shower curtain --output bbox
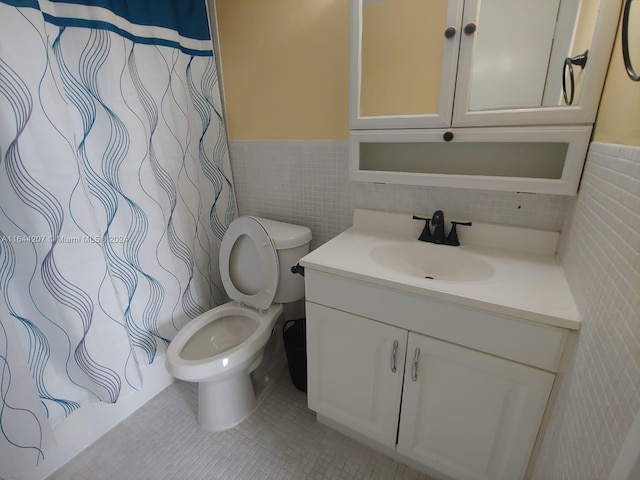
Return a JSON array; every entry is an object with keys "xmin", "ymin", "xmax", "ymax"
[{"xmin": 0, "ymin": 0, "xmax": 236, "ymax": 476}]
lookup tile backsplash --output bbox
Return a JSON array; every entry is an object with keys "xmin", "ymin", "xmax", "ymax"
[
  {"xmin": 531, "ymin": 142, "xmax": 640, "ymax": 479},
  {"xmin": 230, "ymin": 140, "xmax": 570, "ymax": 248}
]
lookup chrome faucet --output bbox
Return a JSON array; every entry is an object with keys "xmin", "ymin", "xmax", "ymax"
[{"xmin": 412, "ymin": 210, "xmax": 472, "ymax": 246}]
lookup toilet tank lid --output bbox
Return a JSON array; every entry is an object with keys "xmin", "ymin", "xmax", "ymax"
[{"xmin": 247, "ymin": 217, "xmax": 312, "ymax": 249}]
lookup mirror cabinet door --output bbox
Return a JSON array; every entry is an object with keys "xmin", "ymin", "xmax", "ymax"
[
  {"xmin": 466, "ymin": 0, "xmax": 563, "ymax": 111},
  {"xmin": 351, "ymin": 0, "xmax": 464, "ymax": 129},
  {"xmin": 453, "ymin": 0, "xmax": 620, "ymax": 126}
]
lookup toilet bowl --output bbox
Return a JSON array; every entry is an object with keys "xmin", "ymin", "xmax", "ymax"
[{"xmin": 166, "ymin": 216, "xmax": 311, "ymax": 430}]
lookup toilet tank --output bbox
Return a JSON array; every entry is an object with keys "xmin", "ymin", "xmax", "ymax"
[{"xmin": 250, "ymin": 217, "xmax": 312, "ymax": 304}]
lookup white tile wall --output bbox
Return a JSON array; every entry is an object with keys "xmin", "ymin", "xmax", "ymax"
[
  {"xmin": 230, "ymin": 140, "xmax": 571, "ymax": 248},
  {"xmin": 531, "ymin": 142, "xmax": 640, "ymax": 480}
]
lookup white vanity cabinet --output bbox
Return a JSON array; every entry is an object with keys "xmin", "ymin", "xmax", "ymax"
[{"xmin": 304, "ymin": 270, "xmax": 566, "ymax": 480}]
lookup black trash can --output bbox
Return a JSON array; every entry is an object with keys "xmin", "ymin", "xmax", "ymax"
[{"xmin": 283, "ymin": 318, "xmax": 307, "ymax": 392}]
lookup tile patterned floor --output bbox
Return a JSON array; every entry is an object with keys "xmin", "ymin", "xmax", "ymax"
[{"xmin": 49, "ymin": 372, "xmax": 433, "ymax": 480}]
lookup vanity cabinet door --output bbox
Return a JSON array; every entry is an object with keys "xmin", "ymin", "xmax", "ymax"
[
  {"xmin": 397, "ymin": 332, "xmax": 554, "ymax": 480},
  {"xmin": 306, "ymin": 302, "xmax": 408, "ymax": 448}
]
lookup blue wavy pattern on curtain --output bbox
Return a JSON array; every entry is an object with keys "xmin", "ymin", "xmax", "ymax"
[{"xmin": 0, "ymin": 0, "xmax": 236, "ymax": 476}]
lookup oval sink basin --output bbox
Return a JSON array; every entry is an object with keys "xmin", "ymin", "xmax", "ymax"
[{"xmin": 369, "ymin": 242, "xmax": 495, "ymax": 282}]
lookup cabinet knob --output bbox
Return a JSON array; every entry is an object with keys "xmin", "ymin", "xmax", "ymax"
[
  {"xmin": 443, "ymin": 131, "xmax": 454, "ymax": 142},
  {"xmin": 464, "ymin": 22, "xmax": 477, "ymax": 35},
  {"xmin": 444, "ymin": 26, "xmax": 456, "ymax": 39}
]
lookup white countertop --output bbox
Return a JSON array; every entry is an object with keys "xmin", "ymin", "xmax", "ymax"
[{"xmin": 300, "ymin": 209, "xmax": 581, "ymax": 330}]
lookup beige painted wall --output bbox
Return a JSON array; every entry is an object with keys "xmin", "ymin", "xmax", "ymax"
[
  {"xmin": 214, "ymin": 0, "xmax": 349, "ymax": 140},
  {"xmin": 593, "ymin": 5, "xmax": 640, "ymax": 146}
]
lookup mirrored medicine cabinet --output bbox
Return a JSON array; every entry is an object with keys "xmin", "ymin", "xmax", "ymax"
[{"xmin": 349, "ymin": 0, "xmax": 622, "ymax": 194}]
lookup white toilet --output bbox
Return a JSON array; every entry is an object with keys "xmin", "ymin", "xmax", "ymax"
[{"xmin": 166, "ymin": 216, "xmax": 311, "ymax": 430}]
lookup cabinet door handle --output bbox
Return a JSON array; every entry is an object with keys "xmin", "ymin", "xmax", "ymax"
[
  {"xmin": 390, "ymin": 340, "xmax": 399, "ymax": 373},
  {"xmin": 411, "ymin": 347, "xmax": 421, "ymax": 381},
  {"xmin": 464, "ymin": 22, "xmax": 477, "ymax": 35},
  {"xmin": 444, "ymin": 26, "xmax": 456, "ymax": 39}
]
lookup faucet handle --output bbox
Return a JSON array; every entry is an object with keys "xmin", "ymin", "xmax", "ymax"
[
  {"xmin": 447, "ymin": 221, "xmax": 472, "ymax": 246},
  {"xmin": 412, "ymin": 215, "xmax": 432, "ymax": 241}
]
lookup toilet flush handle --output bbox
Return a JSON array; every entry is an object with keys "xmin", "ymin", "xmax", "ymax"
[{"xmin": 291, "ymin": 263, "xmax": 305, "ymax": 276}]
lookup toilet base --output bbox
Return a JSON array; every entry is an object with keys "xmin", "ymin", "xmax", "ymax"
[{"xmin": 197, "ymin": 372, "xmax": 257, "ymax": 431}]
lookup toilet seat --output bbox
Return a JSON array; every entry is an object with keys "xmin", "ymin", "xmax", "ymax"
[{"xmin": 219, "ymin": 217, "xmax": 279, "ymax": 311}]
